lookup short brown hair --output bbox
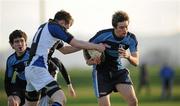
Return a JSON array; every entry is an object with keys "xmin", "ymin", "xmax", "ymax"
[
  {"xmin": 9, "ymin": 30, "xmax": 27, "ymax": 44},
  {"xmin": 112, "ymin": 11, "xmax": 129, "ymax": 28},
  {"xmin": 54, "ymin": 10, "xmax": 73, "ymax": 24}
]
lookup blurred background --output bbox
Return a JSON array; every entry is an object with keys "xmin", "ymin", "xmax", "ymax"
[{"xmin": 0, "ymin": 0, "xmax": 180, "ymax": 106}]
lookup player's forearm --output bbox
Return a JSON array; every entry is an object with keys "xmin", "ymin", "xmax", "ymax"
[
  {"xmin": 4, "ymin": 77, "xmax": 14, "ymax": 96},
  {"xmin": 58, "ymin": 46, "xmax": 81, "ymax": 54},
  {"xmin": 70, "ymin": 38, "xmax": 100, "ymax": 51},
  {"xmin": 127, "ymin": 54, "xmax": 139, "ymax": 66}
]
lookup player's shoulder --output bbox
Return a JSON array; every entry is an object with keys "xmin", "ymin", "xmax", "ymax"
[
  {"xmin": 96, "ymin": 28, "xmax": 113, "ymax": 35},
  {"xmin": 90, "ymin": 28, "xmax": 113, "ymax": 42},
  {"xmin": 48, "ymin": 20, "xmax": 66, "ymax": 31},
  {"xmin": 6, "ymin": 52, "xmax": 16, "ymax": 63},
  {"xmin": 26, "ymin": 47, "xmax": 31, "ymax": 51},
  {"xmin": 127, "ymin": 32, "xmax": 137, "ymax": 41},
  {"xmin": 127, "ymin": 32, "xmax": 136, "ymax": 38}
]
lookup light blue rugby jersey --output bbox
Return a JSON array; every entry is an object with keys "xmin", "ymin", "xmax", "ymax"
[
  {"xmin": 6, "ymin": 48, "xmax": 30, "ymax": 80},
  {"xmin": 89, "ymin": 28, "xmax": 138, "ymax": 71}
]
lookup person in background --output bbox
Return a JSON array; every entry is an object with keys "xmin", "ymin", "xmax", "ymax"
[
  {"xmin": 137, "ymin": 63, "xmax": 150, "ymax": 95},
  {"xmin": 4, "ymin": 30, "xmax": 29, "ymax": 106},
  {"xmin": 160, "ymin": 63, "xmax": 174, "ymax": 99},
  {"xmin": 86, "ymin": 11, "xmax": 139, "ymax": 106}
]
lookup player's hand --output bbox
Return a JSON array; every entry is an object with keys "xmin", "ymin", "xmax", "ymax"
[
  {"xmin": 13, "ymin": 96, "xmax": 21, "ymax": 106},
  {"xmin": 118, "ymin": 48, "xmax": 130, "ymax": 59},
  {"xmin": 86, "ymin": 57, "xmax": 101, "ymax": 65},
  {"xmin": 68, "ymin": 84, "xmax": 76, "ymax": 98},
  {"xmin": 8, "ymin": 96, "xmax": 18, "ymax": 106},
  {"xmin": 95, "ymin": 43, "xmax": 106, "ymax": 52}
]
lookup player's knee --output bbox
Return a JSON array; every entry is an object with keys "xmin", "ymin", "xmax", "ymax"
[
  {"xmin": 25, "ymin": 91, "xmax": 40, "ymax": 102},
  {"xmin": 51, "ymin": 90, "xmax": 67, "ymax": 106},
  {"xmin": 128, "ymin": 97, "xmax": 138, "ymax": 105},
  {"xmin": 45, "ymin": 81, "xmax": 67, "ymax": 105},
  {"xmin": 45, "ymin": 81, "xmax": 60, "ymax": 97}
]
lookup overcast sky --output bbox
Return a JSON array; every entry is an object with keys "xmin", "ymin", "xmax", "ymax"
[
  {"xmin": 0, "ymin": 0, "xmax": 180, "ymax": 51},
  {"xmin": 0, "ymin": 0, "xmax": 180, "ymax": 68}
]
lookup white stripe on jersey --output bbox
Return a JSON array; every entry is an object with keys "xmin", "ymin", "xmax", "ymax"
[{"xmin": 34, "ymin": 23, "xmax": 59, "ymax": 60}]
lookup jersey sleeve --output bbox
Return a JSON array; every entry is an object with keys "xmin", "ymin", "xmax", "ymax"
[
  {"xmin": 48, "ymin": 23, "xmax": 74, "ymax": 44},
  {"xmin": 4, "ymin": 58, "xmax": 16, "ymax": 96},
  {"xmin": 51, "ymin": 57, "xmax": 71, "ymax": 85},
  {"xmin": 129, "ymin": 34, "xmax": 138, "ymax": 53}
]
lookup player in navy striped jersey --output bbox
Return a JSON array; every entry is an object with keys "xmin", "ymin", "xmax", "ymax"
[
  {"xmin": 86, "ymin": 11, "xmax": 139, "ymax": 106},
  {"xmin": 39, "ymin": 41, "xmax": 76, "ymax": 106},
  {"xmin": 25, "ymin": 10, "xmax": 105, "ymax": 106}
]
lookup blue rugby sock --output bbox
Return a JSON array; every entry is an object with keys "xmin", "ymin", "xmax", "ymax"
[{"xmin": 52, "ymin": 102, "xmax": 62, "ymax": 106}]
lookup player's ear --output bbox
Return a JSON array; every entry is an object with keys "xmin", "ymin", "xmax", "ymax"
[{"xmin": 9, "ymin": 41, "xmax": 14, "ymax": 49}]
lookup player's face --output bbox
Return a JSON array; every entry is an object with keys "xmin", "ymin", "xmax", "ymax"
[
  {"xmin": 11, "ymin": 37, "xmax": 27, "ymax": 56},
  {"xmin": 64, "ymin": 20, "xmax": 73, "ymax": 29},
  {"xmin": 59, "ymin": 20, "xmax": 73, "ymax": 30},
  {"xmin": 114, "ymin": 21, "xmax": 129, "ymax": 38}
]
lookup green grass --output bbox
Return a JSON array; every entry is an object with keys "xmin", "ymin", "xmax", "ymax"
[{"xmin": 0, "ymin": 66, "xmax": 180, "ymax": 106}]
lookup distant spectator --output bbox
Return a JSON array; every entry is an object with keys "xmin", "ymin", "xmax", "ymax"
[
  {"xmin": 137, "ymin": 63, "xmax": 150, "ymax": 95},
  {"xmin": 160, "ymin": 63, "xmax": 174, "ymax": 99}
]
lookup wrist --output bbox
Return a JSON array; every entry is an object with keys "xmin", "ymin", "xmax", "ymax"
[{"xmin": 127, "ymin": 55, "xmax": 130, "ymax": 60}]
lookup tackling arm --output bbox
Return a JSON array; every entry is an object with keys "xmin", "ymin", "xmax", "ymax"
[
  {"xmin": 58, "ymin": 46, "xmax": 81, "ymax": 54},
  {"xmin": 69, "ymin": 38, "xmax": 105, "ymax": 52}
]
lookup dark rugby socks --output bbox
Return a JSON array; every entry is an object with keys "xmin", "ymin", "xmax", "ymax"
[{"xmin": 52, "ymin": 102, "xmax": 62, "ymax": 106}]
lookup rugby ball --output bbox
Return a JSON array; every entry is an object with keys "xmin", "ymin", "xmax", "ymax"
[{"xmin": 83, "ymin": 49, "xmax": 105, "ymax": 62}]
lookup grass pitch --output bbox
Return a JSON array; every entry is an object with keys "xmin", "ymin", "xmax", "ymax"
[{"xmin": 0, "ymin": 66, "xmax": 180, "ymax": 106}]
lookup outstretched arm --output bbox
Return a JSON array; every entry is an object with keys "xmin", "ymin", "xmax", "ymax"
[
  {"xmin": 69, "ymin": 38, "xmax": 105, "ymax": 52},
  {"xmin": 58, "ymin": 46, "xmax": 81, "ymax": 54}
]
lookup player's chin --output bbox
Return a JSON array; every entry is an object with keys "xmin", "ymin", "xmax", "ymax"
[
  {"xmin": 17, "ymin": 50, "xmax": 24, "ymax": 54},
  {"xmin": 87, "ymin": 61, "xmax": 98, "ymax": 65},
  {"xmin": 93, "ymin": 61, "xmax": 101, "ymax": 65}
]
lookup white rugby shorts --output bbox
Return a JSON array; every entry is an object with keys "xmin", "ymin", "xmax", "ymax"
[{"xmin": 25, "ymin": 66, "xmax": 55, "ymax": 91}]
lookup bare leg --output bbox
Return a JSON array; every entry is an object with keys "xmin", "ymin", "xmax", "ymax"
[
  {"xmin": 51, "ymin": 90, "xmax": 66, "ymax": 106},
  {"xmin": 116, "ymin": 84, "xmax": 138, "ymax": 106},
  {"xmin": 98, "ymin": 95, "xmax": 111, "ymax": 106}
]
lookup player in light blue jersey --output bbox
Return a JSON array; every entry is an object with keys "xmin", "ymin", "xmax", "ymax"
[
  {"xmin": 5, "ymin": 30, "xmax": 29, "ymax": 106},
  {"xmin": 25, "ymin": 10, "xmax": 105, "ymax": 106},
  {"xmin": 86, "ymin": 11, "xmax": 139, "ymax": 106}
]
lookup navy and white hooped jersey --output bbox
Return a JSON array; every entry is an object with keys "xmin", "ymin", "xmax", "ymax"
[
  {"xmin": 90, "ymin": 28, "xmax": 138, "ymax": 72},
  {"xmin": 5, "ymin": 48, "xmax": 30, "ymax": 96},
  {"xmin": 29, "ymin": 21, "xmax": 73, "ymax": 68}
]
